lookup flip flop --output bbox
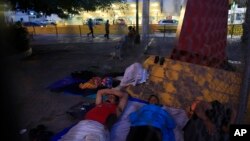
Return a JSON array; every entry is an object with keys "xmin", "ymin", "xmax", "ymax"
[
  {"xmin": 160, "ymin": 57, "xmax": 165, "ymax": 65},
  {"xmin": 154, "ymin": 56, "xmax": 159, "ymax": 64}
]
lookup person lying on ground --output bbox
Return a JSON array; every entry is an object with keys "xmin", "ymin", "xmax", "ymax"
[
  {"xmin": 125, "ymin": 95, "xmax": 176, "ymax": 141},
  {"xmin": 59, "ymin": 88, "xmax": 128, "ymax": 141},
  {"xmin": 184, "ymin": 99, "xmax": 237, "ymax": 141},
  {"xmin": 110, "ymin": 94, "xmax": 188, "ymax": 141}
]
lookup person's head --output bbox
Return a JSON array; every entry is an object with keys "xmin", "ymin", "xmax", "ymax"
[
  {"xmin": 148, "ymin": 95, "xmax": 160, "ymax": 105},
  {"xmin": 105, "ymin": 94, "xmax": 119, "ymax": 105},
  {"xmin": 107, "ymin": 20, "xmax": 109, "ymax": 23},
  {"xmin": 128, "ymin": 26, "xmax": 132, "ymax": 31}
]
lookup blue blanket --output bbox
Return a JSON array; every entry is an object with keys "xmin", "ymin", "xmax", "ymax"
[{"xmin": 47, "ymin": 76, "xmax": 97, "ymax": 96}]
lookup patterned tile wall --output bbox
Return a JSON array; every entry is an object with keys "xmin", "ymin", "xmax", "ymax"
[{"xmin": 126, "ymin": 56, "xmax": 242, "ymax": 109}]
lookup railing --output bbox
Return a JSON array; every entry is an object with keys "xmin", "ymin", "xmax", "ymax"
[{"xmin": 25, "ymin": 24, "xmax": 244, "ymax": 38}]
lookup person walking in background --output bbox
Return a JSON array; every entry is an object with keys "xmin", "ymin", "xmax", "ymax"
[
  {"xmin": 87, "ymin": 18, "xmax": 95, "ymax": 38},
  {"xmin": 104, "ymin": 20, "xmax": 110, "ymax": 39},
  {"xmin": 127, "ymin": 26, "xmax": 135, "ymax": 47}
]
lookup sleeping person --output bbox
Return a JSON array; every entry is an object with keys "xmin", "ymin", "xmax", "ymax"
[
  {"xmin": 110, "ymin": 95, "xmax": 189, "ymax": 141},
  {"xmin": 59, "ymin": 88, "xmax": 128, "ymax": 141}
]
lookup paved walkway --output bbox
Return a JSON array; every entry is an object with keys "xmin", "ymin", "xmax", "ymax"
[
  {"xmin": 30, "ymin": 33, "xmax": 177, "ymax": 45},
  {"xmin": 30, "ymin": 34, "xmax": 123, "ymax": 45}
]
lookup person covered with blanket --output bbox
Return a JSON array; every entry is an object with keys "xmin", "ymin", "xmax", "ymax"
[
  {"xmin": 125, "ymin": 95, "xmax": 176, "ymax": 141},
  {"xmin": 59, "ymin": 88, "xmax": 128, "ymax": 141}
]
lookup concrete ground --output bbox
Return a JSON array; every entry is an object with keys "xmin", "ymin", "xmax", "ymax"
[{"xmin": 1, "ymin": 34, "xmax": 249, "ymax": 141}]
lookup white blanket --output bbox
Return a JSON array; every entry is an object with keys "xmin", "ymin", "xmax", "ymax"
[
  {"xmin": 59, "ymin": 120, "xmax": 109, "ymax": 141},
  {"xmin": 120, "ymin": 62, "xmax": 149, "ymax": 87}
]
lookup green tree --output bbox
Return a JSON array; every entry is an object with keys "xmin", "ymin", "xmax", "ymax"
[{"xmin": 8, "ymin": 0, "xmax": 125, "ymax": 18}]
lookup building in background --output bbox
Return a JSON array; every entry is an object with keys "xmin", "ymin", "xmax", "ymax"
[
  {"xmin": 4, "ymin": 0, "xmax": 246, "ymax": 26},
  {"xmin": 67, "ymin": 0, "xmax": 183, "ymax": 25},
  {"xmin": 1, "ymin": 0, "xmax": 190, "ymax": 25},
  {"xmin": 228, "ymin": 2, "xmax": 246, "ymax": 24}
]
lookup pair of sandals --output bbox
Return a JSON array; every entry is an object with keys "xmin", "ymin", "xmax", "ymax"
[{"xmin": 154, "ymin": 56, "xmax": 165, "ymax": 65}]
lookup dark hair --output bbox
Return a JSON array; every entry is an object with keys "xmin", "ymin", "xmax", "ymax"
[
  {"xmin": 126, "ymin": 126, "xmax": 162, "ymax": 141},
  {"xmin": 128, "ymin": 26, "xmax": 132, "ymax": 30},
  {"xmin": 148, "ymin": 95, "xmax": 160, "ymax": 104},
  {"xmin": 105, "ymin": 113, "xmax": 118, "ymax": 131}
]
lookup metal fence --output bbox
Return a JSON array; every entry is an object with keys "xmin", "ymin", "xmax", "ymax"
[{"xmin": 26, "ymin": 24, "xmax": 244, "ymax": 37}]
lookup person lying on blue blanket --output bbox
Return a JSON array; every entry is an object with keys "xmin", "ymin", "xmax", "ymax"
[
  {"xmin": 126, "ymin": 95, "xmax": 176, "ymax": 141},
  {"xmin": 110, "ymin": 95, "xmax": 189, "ymax": 141},
  {"xmin": 58, "ymin": 88, "xmax": 128, "ymax": 141}
]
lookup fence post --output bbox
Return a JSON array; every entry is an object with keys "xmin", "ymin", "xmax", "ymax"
[
  {"xmin": 164, "ymin": 25, "xmax": 166, "ymax": 38},
  {"xmin": 231, "ymin": 24, "xmax": 235, "ymax": 38},
  {"xmin": 32, "ymin": 26, "xmax": 36, "ymax": 35},
  {"xmin": 55, "ymin": 25, "xmax": 58, "ymax": 37},
  {"xmin": 79, "ymin": 25, "xmax": 82, "ymax": 37}
]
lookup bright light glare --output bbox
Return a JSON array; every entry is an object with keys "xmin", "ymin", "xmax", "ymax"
[
  {"xmin": 151, "ymin": 3, "xmax": 158, "ymax": 7},
  {"xmin": 130, "ymin": 4, "xmax": 136, "ymax": 7}
]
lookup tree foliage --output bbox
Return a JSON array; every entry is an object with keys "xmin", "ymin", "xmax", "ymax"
[{"xmin": 7, "ymin": 0, "xmax": 125, "ymax": 18}]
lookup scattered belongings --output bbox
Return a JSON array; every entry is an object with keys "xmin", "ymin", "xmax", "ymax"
[{"xmin": 47, "ymin": 70, "xmax": 123, "ymax": 96}]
